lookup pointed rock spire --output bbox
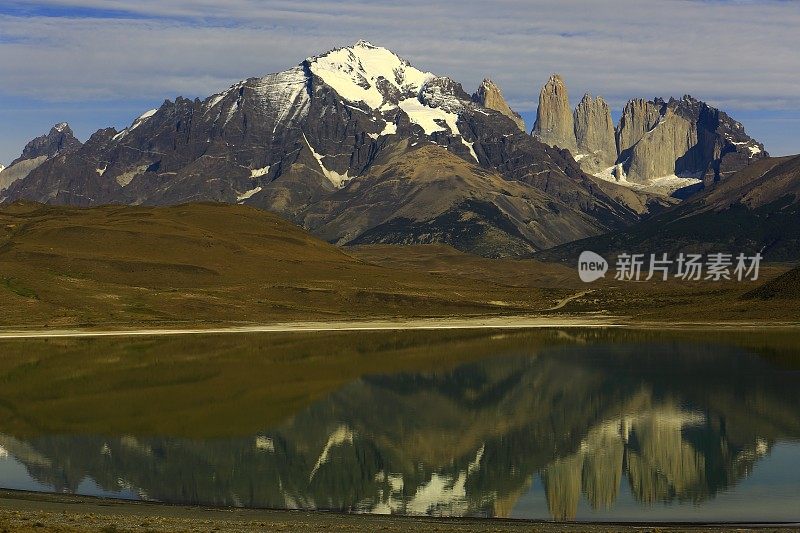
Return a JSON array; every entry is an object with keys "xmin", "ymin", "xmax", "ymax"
[
  {"xmin": 533, "ymin": 74, "xmax": 577, "ymax": 153},
  {"xmin": 574, "ymin": 93, "xmax": 617, "ymax": 171},
  {"xmin": 473, "ymin": 79, "xmax": 525, "ymax": 132}
]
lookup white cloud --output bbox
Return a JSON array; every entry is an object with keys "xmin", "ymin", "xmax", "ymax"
[{"xmin": 0, "ymin": 0, "xmax": 799, "ymax": 159}]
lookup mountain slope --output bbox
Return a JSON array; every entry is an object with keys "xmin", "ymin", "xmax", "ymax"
[
  {"xmin": 0, "ymin": 202, "xmax": 575, "ymax": 328},
  {"xmin": 1, "ymin": 41, "xmax": 638, "ymax": 256},
  {"xmin": 538, "ymin": 155, "xmax": 800, "ymax": 262},
  {"xmin": 299, "ymin": 144, "xmax": 618, "ymax": 257},
  {"xmin": 743, "ymin": 265, "xmax": 800, "ymax": 300}
]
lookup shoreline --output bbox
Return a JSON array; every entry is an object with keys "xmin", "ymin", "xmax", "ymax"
[
  {"xmin": 0, "ymin": 315, "xmax": 799, "ymax": 339},
  {"xmin": 0, "ymin": 489, "xmax": 797, "ymax": 532}
]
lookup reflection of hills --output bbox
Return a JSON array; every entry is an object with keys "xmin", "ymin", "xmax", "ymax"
[{"xmin": 2, "ymin": 339, "xmax": 799, "ymax": 520}]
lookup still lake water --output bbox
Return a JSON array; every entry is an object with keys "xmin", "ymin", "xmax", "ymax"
[{"xmin": 0, "ymin": 328, "xmax": 798, "ymax": 522}]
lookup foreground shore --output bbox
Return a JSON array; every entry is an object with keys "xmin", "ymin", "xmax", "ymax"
[
  {"xmin": 0, "ymin": 315, "xmax": 799, "ymax": 339},
  {"xmin": 1, "ymin": 490, "xmax": 797, "ymax": 533}
]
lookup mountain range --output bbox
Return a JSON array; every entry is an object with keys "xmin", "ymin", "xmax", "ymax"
[
  {"xmin": 532, "ymin": 74, "xmax": 767, "ymax": 196},
  {"xmin": 0, "ymin": 41, "xmax": 795, "ymax": 259}
]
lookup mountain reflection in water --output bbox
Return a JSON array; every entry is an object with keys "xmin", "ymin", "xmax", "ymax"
[{"xmin": 0, "ymin": 331, "xmax": 798, "ymax": 522}]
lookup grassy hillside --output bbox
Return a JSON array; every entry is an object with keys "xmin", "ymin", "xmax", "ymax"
[
  {"xmin": 0, "ymin": 202, "xmax": 567, "ymax": 329},
  {"xmin": 743, "ymin": 265, "xmax": 800, "ymax": 300},
  {"xmin": 0, "ymin": 202, "xmax": 796, "ymax": 328}
]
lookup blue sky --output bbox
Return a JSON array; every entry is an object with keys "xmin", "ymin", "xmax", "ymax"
[{"xmin": 1, "ymin": 0, "xmax": 799, "ymax": 164}]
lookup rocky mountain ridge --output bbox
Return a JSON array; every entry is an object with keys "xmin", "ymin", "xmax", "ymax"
[
  {"xmin": 0, "ymin": 41, "xmax": 638, "ymax": 257},
  {"xmin": 472, "ymin": 79, "xmax": 526, "ymax": 132},
  {"xmin": 532, "ymin": 75, "xmax": 767, "ymax": 195},
  {"xmin": 0, "ymin": 123, "xmax": 82, "ymax": 192}
]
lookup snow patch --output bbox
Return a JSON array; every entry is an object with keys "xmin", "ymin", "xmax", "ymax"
[
  {"xmin": 250, "ymin": 67, "xmax": 310, "ymax": 130},
  {"xmin": 398, "ymin": 98, "xmax": 459, "ymax": 136},
  {"xmin": 405, "ymin": 445, "xmax": 484, "ymax": 516},
  {"xmin": 310, "ymin": 425, "xmax": 354, "ymax": 480},
  {"xmin": 380, "ymin": 122, "xmax": 397, "ymax": 136},
  {"xmin": 250, "ymin": 165, "xmax": 270, "ymax": 178},
  {"xmin": 96, "ymin": 164, "xmax": 107, "ymax": 176},
  {"xmin": 462, "ymin": 139, "xmax": 479, "ymax": 163},
  {"xmin": 237, "ymin": 186, "xmax": 262, "ymax": 202},
  {"xmin": 206, "ymin": 92, "xmax": 227, "ymax": 109},
  {"xmin": 113, "ymin": 109, "xmax": 157, "ymax": 141},
  {"xmin": 255, "ymin": 436, "xmax": 274, "ymax": 452},
  {"xmin": 303, "ymin": 133, "xmax": 352, "ymax": 187},
  {"xmin": 594, "ymin": 166, "xmax": 701, "ymax": 196}
]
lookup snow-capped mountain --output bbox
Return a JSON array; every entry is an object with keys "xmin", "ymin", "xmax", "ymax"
[{"xmin": 0, "ymin": 41, "xmax": 644, "ymax": 256}]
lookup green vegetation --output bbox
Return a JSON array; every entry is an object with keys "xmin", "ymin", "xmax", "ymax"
[{"xmin": 2, "ymin": 277, "xmax": 38, "ymax": 299}]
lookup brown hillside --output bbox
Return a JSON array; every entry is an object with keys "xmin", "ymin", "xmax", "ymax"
[{"xmin": 0, "ymin": 202, "xmax": 562, "ymax": 328}]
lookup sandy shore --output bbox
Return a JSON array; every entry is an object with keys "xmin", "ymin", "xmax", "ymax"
[
  {"xmin": 0, "ymin": 315, "xmax": 798, "ymax": 339},
  {"xmin": 0, "ymin": 490, "xmax": 797, "ymax": 533},
  {"xmin": 0, "ymin": 316, "xmax": 622, "ymax": 339}
]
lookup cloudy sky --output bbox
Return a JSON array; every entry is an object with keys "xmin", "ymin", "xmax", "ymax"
[{"xmin": 1, "ymin": 0, "xmax": 799, "ymax": 163}]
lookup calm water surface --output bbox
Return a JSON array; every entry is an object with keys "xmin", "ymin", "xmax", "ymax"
[{"xmin": 0, "ymin": 328, "xmax": 798, "ymax": 522}]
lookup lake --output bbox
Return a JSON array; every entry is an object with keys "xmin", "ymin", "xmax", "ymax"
[{"xmin": 0, "ymin": 328, "xmax": 798, "ymax": 523}]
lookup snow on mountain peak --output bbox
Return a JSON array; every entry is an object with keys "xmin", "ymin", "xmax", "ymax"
[
  {"xmin": 308, "ymin": 41, "xmax": 433, "ymax": 109},
  {"xmin": 54, "ymin": 122, "xmax": 69, "ymax": 133}
]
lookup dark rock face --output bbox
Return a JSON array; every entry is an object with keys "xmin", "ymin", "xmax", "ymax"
[
  {"xmin": 0, "ymin": 123, "xmax": 83, "ymax": 193},
  {"xmin": 10, "ymin": 123, "xmax": 82, "ymax": 166},
  {"xmin": 2, "ymin": 42, "xmax": 639, "ymax": 256}
]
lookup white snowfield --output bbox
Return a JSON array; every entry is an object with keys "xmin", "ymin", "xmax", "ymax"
[
  {"xmin": 308, "ymin": 40, "xmax": 432, "ymax": 109},
  {"xmin": 303, "ymin": 133, "xmax": 351, "ymax": 187},
  {"xmin": 310, "ymin": 41, "xmax": 477, "ymax": 166},
  {"xmin": 594, "ymin": 165, "xmax": 702, "ymax": 196}
]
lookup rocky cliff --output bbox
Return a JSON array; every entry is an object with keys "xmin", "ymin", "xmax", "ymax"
[
  {"xmin": 472, "ymin": 79, "xmax": 525, "ymax": 131},
  {"xmin": 532, "ymin": 76, "xmax": 767, "ymax": 195},
  {"xmin": 0, "ymin": 123, "xmax": 82, "ymax": 192},
  {"xmin": 574, "ymin": 93, "xmax": 616, "ymax": 173},
  {"xmin": 532, "ymin": 74, "xmax": 577, "ymax": 153}
]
